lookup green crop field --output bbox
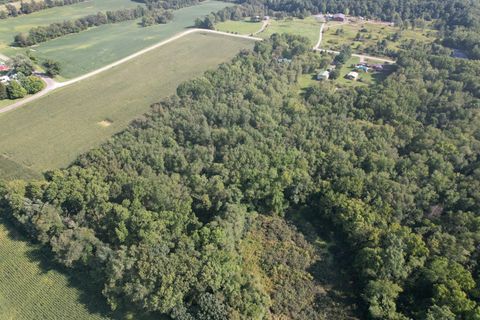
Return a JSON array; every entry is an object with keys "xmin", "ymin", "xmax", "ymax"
[
  {"xmin": 0, "ymin": 0, "xmax": 139, "ymax": 50},
  {"xmin": 216, "ymin": 19, "xmax": 263, "ymax": 35},
  {"xmin": 0, "ymin": 32, "xmax": 254, "ymax": 179},
  {"xmin": 2, "ymin": 1, "xmax": 232, "ymax": 79},
  {"xmin": 322, "ymin": 20, "xmax": 437, "ymax": 54},
  {"xmin": 0, "ymin": 218, "xmax": 110, "ymax": 320}
]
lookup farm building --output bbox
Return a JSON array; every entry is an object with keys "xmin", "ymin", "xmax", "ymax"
[
  {"xmin": 0, "ymin": 75, "xmax": 10, "ymax": 84},
  {"xmin": 333, "ymin": 13, "xmax": 346, "ymax": 22},
  {"xmin": 346, "ymin": 71, "xmax": 359, "ymax": 80},
  {"xmin": 317, "ymin": 70, "xmax": 330, "ymax": 80},
  {"xmin": 314, "ymin": 14, "xmax": 326, "ymax": 22},
  {"xmin": 355, "ymin": 65, "xmax": 370, "ymax": 72}
]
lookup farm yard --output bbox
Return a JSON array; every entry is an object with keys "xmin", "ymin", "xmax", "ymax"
[
  {"xmin": 1, "ymin": 1, "xmax": 232, "ymax": 79},
  {"xmin": 0, "ymin": 32, "xmax": 254, "ymax": 178},
  {"xmin": 297, "ymin": 55, "xmax": 393, "ymax": 93},
  {"xmin": 0, "ymin": 219, "xmax": 110, "ymax": 320},
  {"xmin": 322, "ymin": 19, "xmax": 437, "ymax": 57}
]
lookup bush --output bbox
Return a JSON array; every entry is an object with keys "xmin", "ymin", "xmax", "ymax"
[
  {"xmin": 43, "ymin": 60, "xmax": 61, "ymax": 77},
  {"xmin": 7, "ymin": 81, "xmax": 28, "ymax": 99},
  {"xmin": 21, "ymin": 76, "xmax": 45, "ymax": 94},
  {"xmin": 0, "ymin": 82, "xmax": 7, "ymax": 99}
]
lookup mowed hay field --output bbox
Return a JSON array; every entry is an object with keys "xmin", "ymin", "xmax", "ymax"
[
  {"xmin": 260, "ymin": 17, "xmax": 321, "ymax": 44},
  {"xmin": 0, "ymin": 0, "xmax": 139, "ymax": 50},
  {"xmin": 216, "ymin": 17, "xmax": 321, "ymax": 45},
  {"xmin": 216, "ymin": 19, "xmax": 263, "ymax": 35},
  {"xmin": 3, "ymin": 1, "xmax": 232, "ymax": 79},
  {"xmin": 0, "ymin": 32, "xmax": 255, "ymax": 179},
  {"xmin": 0, "ymin": 219, "xmax": 110, "ymax": 320}
]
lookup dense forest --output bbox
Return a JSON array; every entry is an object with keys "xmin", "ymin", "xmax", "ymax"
[{"xmin": 2, "ymin": 28, "xmax": 480, "ymax": 319}]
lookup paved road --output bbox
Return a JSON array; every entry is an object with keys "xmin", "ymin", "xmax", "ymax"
[{"xmin": 0, "ymin": 29, "xmax": 262, "ymax": 114}]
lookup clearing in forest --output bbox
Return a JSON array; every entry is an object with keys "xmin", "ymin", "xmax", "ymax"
[
  {"xmin": 322, "ymin": 19, "xmax": 437, "ymax": 56},
  {"xmin": 0, "ymin": 32, "xmax": 254, "ymax": 179}
]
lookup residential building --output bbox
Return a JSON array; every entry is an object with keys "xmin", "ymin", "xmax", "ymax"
[
  {"xmin": 346, "ymin": 71, "xmax": 359, "ymax": 80},
  {"xmin": 317, "ymin": 70, "xmax": 330, "ymax": 80}
]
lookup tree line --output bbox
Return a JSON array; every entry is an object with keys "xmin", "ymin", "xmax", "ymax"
[
  {"xmin": 13, "ymin": 7, "xmax": 151, "ymax": 47},
  {"xmin": 0, "ymin": 0, "xmax": 88, "ymax": 19}
]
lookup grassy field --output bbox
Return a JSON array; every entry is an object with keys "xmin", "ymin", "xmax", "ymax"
[
  {"xmin": 216, "ymin": 19, "xmax": 263, "ymax": 35},
  {"xmin": 260, "ymin": 17, "xmax": 321, "ymax": 45},
  {"xmin": 0, "ymin": 0, "xmax": 139, "ymax": 50},
  {"xmin": 216, "ymin": 17, "xmax": 321, "ymax": 45},
  {"xmin": 0, "ymin": 218, "xmax": 110, "ymax": 320},
  {"xmin": 0, "ymin": 32, "xmax": 254, "ymax": 179},
  {"xmin": 322, "ymin": 20, "xmax": 437, "ymax": 55},
  {"xmin": 2, "ymin": 1, "xmax": 232, "ymax": 79}
]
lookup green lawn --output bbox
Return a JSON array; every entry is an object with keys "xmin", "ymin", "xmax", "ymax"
[
  {"xmin": 0, "ymin": 0, "xmax": 139, "ymax": 50},
  {"xmin": 0, "ymin": 32, "xmax": 254, "ymax": 178},
  {"xmin": 215, "ymin": 17, "xmax": 321, "ymax": 45},
  {"xmin": 2, "ymin": 1, "xmax": 232, "ymax": 79},
  {"xmin": 259, "ymin": 17, "xmax": 321, "ymax": 45},
  {"xmin": 322, "ymin": 20, "xmax": 437, "ymax": 55},
  {"xmin": 0, "ymin": 218, "xmax": 110, "ymax": 320},
  {"xmin": 216, "ymin": 19, "xmax": 263, "ymax": 35}
]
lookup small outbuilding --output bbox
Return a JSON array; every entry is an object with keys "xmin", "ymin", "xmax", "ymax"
[
  {"xmin": 346, "ymin": 71, "xmax": 359, "ymax": 80},
  {"xmin": 355, "ymin": 65, "xmax": 369, "ymax": 73},
  {"xmin": 0, "ymin": 65, "xmax": 9, "ymax": 72},
  {"xmin": 0, "ymin": 75, "xmax": 10, "ymax": 84},
  {"xmin": 317, "ymin": 70, "xmax": 330, "ymax": 80},
  {"xmin": 333, "ymin": 13, "xmax": 346, "ymax": 22}
]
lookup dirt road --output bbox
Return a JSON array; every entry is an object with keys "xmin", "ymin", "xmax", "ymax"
[
  {"xmin": 313, "ymin": 23, "xmax": 325, "ymax": 50},
  {"xmin": 0, "ymin": 29, "xmax": 262, "ymax": 115},
  {"xmin": 313, "ymin": 21, "xmax": 396, "ymax": 64},
  {"xmin": 253, "ymin": 20, "xmax": 269, "ymax": 35}
]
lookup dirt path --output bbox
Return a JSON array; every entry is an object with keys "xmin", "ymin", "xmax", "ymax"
[
  {"xmin": 0, "ymin": 29, "xmax": 262, "ymax": 115},
  {"xmin": 253, "ymin": 20, "xmax": 269, "ymax": 35},
  {"xmin": 313, "ymin": 21, "xmax": 396, "ymax": 64},
  {"xmin": 313, "ymin": 23, "xmax": 325, "ymax": 50}
]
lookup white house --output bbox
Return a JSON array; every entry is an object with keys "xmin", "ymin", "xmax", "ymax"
[
  {"xmin": 346, "ymin": 71, "xmax": 359, "ymax": 80},
  {"xmin": 317, "ymin": 70, "xmax": 330, "ymax": 80},
  {"xmin": 0, "ymin": 75, "xmax": 10, "ymax": 84}
]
